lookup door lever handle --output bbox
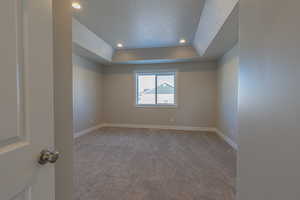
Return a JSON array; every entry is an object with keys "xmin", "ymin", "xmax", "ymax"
[{"xmin": 38, "ymin": 149, "xmax": 60, "ymax": 165}]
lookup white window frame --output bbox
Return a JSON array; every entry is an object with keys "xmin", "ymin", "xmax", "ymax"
[{"xmin": 135, "ymin": 70, "xmax": 178, "ymax": 108}]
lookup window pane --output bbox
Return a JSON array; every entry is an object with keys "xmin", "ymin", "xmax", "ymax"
[
  {"xmin": 157, "ymin": 75, "xmax": 175, "ymax": 104},
  {"xmin": 137, "ymin": 75, "xmax": 156, "ymax": 104}
]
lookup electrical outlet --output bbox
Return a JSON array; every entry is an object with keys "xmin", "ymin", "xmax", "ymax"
[{"xmin": 170, "ymin": 118, "xmax": 175, "ymax": 122}]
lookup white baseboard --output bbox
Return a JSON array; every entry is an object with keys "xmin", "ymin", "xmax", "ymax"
[
  {"xmin": 74, "ymin": 124, "xmax": 106, "ymax": 138},
  {"xmin": 101, "ymin": 123, "xmax": 215, "ymax": 132},
  {"xmin": 214, "ymin": 129, "xmax": 238, "ymax": 150},
  {"xmin": 74, "ymin": 123, "xmax": 238, "ymax": 150}
]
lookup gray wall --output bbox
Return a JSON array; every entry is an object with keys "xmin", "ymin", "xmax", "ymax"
[
  {"xmin": 53, "ymin": 0, "xmax": 73, "ymax": 199},
  {"xmin": 73, "ymin": 54, "xmax": 104, "ymax": 134},
  {"xmin": 113, "ymin": 46, "xmax": 198, "ymax": 63},
  {"xmin": 102, "ymin": 62, "xmax": 218, "ymax": 128},
  {"xmin": 238, "ymin": 0, "xmax": 300, "ymax": 199},
  {"xmin": 217, "ymin": 44, "xmax": 239, "ymax": 144}
]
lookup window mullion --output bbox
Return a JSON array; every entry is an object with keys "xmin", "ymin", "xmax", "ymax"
[
  {"xmin": 136, "ymin": 74, "xmax": 139, "ymax": 104},
  {"xmin": 155, "ymin": 74, "xmax": 158, "ymax": 104}
]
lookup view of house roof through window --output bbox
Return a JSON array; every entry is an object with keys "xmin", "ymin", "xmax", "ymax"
[{"xmin": 136, "ymin": 72, "xmax": 176, "ymax": 106}]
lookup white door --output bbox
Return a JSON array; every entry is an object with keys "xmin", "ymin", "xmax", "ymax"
[{"xmin": 0, "ymin": 0, "xmax": 56, "ymax": 199}]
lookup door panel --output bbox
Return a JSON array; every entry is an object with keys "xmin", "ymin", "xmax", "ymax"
[
  {"xmin": 0, "ymin": 0, "xmax": 54, "ymax": 199},
  {"xmin": 0, "ymin": 0, "xmax": 24, "ymax": 144}
]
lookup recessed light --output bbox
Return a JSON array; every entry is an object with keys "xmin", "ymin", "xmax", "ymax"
[
  {"xmin": 117, "ymin": 43, "xmax": 124, "ymax": 48},
  {"xmin": 179, "ymin": 39, "xmax": 187, "ymax": 44},
  {"xmin": 72, "ymin": 2, "xmax": 82, "ymax": 10}
]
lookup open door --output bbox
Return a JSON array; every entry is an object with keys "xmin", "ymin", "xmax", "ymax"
[{"xmin": 0, "ymin": 0, "xmax": 56, "ymax": 199}]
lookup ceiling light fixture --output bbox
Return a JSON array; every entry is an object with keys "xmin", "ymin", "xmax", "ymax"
[
  {"xmin": 117, "ymin": 43, "xmax": 124, "ymax": 48},
  {"xmin": 179, "ymin": 39, "xmax": 187, "ymax": 44},
  {"xmin": 72, "ymin": 2, "xmax": 82, "ymax": 10}
]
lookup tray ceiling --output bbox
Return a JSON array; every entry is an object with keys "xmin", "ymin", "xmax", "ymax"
[{"xmin": 73, "ymin": 0, "xmax": 205, "ymax": 49}]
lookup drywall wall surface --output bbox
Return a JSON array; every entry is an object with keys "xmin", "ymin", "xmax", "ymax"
[
  {"xmin": 217, "ymin": 44, "xmax": 239, "ymax": 144},
  {"xmin": 238, "ymin": 0, "xmax": 300, "ymax": 199},
  {"xmin": 194, "ymin": 0, "xmax": 238, "ymax": 55},
  {"xmin": 113, "ymin": 46, "xmax": 199, "ymax": 63},
  {"xmin": 72, "ymin": 18, "xmax": 114, "ymax": 62},
  {"xmin": 73, "ymin": 54, "xmax": 104, "ymax": 134},
  {"xmin": 102, "ymin": 62, "xmax": 218, "ymax": 128}
]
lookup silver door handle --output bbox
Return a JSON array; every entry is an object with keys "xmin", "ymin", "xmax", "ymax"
[{"xmin": 38, "ymin": 149, "xmax": 60, "ymax": 165}]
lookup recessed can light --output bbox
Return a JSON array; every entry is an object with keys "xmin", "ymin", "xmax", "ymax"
[
  {"xmin": 117, "ymin": 43, "xmax": 124, "ymax": 48},
  {"xmin": 179, "ymin": 39, "xmax": 187, "ymax": 44},
  {"xmin": 72, "ymin": 2, "xmax": 82, "ymax": 10}
]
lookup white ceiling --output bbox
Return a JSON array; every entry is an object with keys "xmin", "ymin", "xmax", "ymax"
[
  {"xmin": 73, "ymin": 0, "xmax": 205, "ymax": 49},
  {"xmin": 203, "ymin": 4, "xmax": 239, "ymax": 59}
]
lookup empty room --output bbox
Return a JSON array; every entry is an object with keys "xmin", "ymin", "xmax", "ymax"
[
  {"xmin": 2, "ymin": 0, "xmax": 300, "ymax": 199},
  {"xmin": 0, "ymin": 0, "xmax": 300, "ymax": 200},
  {"xmin": 72, "ymin": 0, "xmax": 238, "ymax": 199}
]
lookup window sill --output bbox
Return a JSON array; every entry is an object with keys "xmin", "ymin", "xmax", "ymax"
[{"xmin": 135, "ymin": 104, "xmax": 178, "ymax": 109}]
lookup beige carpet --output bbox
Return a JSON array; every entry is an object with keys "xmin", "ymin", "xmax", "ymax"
[{"xmin": 74, "ymin": 127, "xmax": 236, "ymax": 200}]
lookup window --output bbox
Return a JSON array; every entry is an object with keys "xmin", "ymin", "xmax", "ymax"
[{"xmin": 136, "ymin": 71, "xmax": 177, "ymax": 106}]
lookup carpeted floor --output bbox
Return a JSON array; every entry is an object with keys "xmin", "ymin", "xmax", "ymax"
[{"xmin": 74, "ymin": 127, "xmax": 236, "ymax": 200}]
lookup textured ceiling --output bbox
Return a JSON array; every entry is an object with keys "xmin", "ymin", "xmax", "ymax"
[{"xmin": 73, "ymin": 0, "xmax": 204, "ymax": 49}]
